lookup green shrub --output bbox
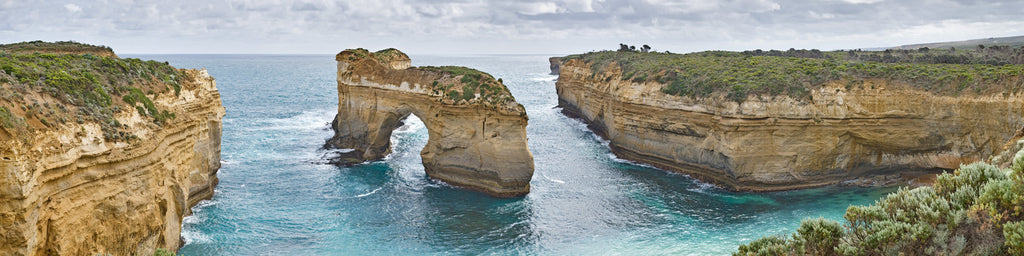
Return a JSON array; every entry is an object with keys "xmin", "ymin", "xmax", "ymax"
[
  {"xmin": 563, "ymin": 49, "xmax": 1024, "ymax": 102},
  {"xmin": 737, "ymin": 149, "xmax": 1024, "ymax": 255},
  {"xmin": 154, "ymin": 248, "xmax": 176, "ymax": 256},
  {"xmin": 0, "ymin": 40, "xmax": 113, "ymax": 55},
  {"xmin": 0, "ymin": 106, "xmax": 25, "ymax": 129},
  {"xmin": 793, "ymin": 217, "xmax": 843, "ymax": 255},
  {"xmin": 0, "ymin": 43, "xmax": 184, "ymax": 141},
  {"xmin": 1006, "ymin": 221, "xmax": 1024, "ymax": 254},
  {"xmin": 418, "ymin": 65, "xmax": 516, "ymax": 106},
  {"xmin": 734, "ymin": 235, "xmax": 793, "ymax": 256}
]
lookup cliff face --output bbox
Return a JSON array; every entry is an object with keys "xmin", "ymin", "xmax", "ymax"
[
  {"xmin": 0, "ymin": 68, "xmax": 224, "ymax": 255},
  {"xmin": 327, "ymin": 48, "xmax": 534, "ymax": 197},
  {"xmin": 555, "ymin": 58, "xmax": 1024, "ymax": 191},
  {"xmin": 548, "ymin": 57, "xmax": 561, "ymax": 75}
]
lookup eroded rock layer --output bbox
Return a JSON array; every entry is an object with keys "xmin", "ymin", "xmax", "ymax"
[
  {"xmin": 0, "ymin": 69, "xmax": 224, "ymax": 255},
  {"xmin": 555, "ymin": 58, "xmax": 1024, "ymax": 191},
  {"xmin": 327, "ymin": 48, "xmax": 534, "ymax": 197}
]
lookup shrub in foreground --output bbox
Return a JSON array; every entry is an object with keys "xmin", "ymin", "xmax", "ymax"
[{"xmin": 735, "ymin": 148, "xmax": 1024, "ymax": 255}]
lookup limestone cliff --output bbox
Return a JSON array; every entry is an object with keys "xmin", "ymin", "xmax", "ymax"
[
  {"xmin": 555, "ymin": 57, "xmax": 1024, "ymax": 191},
  {"xmin": 549, "ymin": 57, "xmax": 561, "ymax": 75},
  {"xmin": 0, "ymin": 47, "xmax": 223, "ymax": 255},
  {"xmin": 326, "ymin": 48, "xmax": 534, "ymax": 197}
]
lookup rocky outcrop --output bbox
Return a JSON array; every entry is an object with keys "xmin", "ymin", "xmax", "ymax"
[
  {"xmin": 555, "ymin": 58, "xmax": 1024, "ymax": 191},
  {"xmin": 327, "ymin": 48, "xmax": 534, "ymax": 197},
  {"xmin": 549, "ymin": 57, "xmax": 561, "ymax": 75},
  {"xmin": 0, "ymin": 68, "xmax": 224, "ymax": 255}
]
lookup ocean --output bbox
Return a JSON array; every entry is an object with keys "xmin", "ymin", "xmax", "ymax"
[{"xmin": 125, "ymin": 54, "xmax": 896, "ymax": 255}]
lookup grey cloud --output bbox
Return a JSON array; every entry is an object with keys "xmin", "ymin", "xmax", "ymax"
[
  {"xmin": 0, "ymin": 0, "xmax": 1022, "ymax": 54},
  {"xmin": 291, "ymin": 1, "xmax": 325, "ymax": 11}
]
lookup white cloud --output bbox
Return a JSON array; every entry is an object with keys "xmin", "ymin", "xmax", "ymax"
[
  {"xmin": 63, "ymin": 3, "xmax": 81, "ymax": 13},
  {"xmin": 518, "ymin": 2, "xmax": 560, "ymax": 15},
  {"xmin": 808, "ymin": 11, "xmax": 835, "ymax": 19},
  {"xmin": 840, "ymin": 0, "xmax": 884, "ymax": 4}
]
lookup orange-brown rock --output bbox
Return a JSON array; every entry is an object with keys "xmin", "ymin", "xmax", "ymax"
[
  {"xmin": 327, "ymin": 48, "xmax": 534, "ymax": 197},
  {"xmin": 0, "ymin": 69, "xmax": 224, "ymax": 255},
  {"xmin": 555, "ymin": 58, "xmax": 1024, "ymax": 191}
]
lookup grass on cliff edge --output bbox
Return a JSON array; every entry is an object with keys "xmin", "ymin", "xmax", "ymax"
[
  {"xmin": 342, "ymin": 48, "xmax": 408, "ymax": 66},
  {"xmin": 0, "ymin": 41, "xmax": 181, "ymax": 142},
  {"xmin": 417, "ymin": 65, "xmax": 518, "ymax": 107},
  {"xmin": 563, "ymin": 47, "xmax": 1024, "ymax": 102},
  {"xmin": 735, "ymin": 147, "xmax": 1024, "ymax": 255}
]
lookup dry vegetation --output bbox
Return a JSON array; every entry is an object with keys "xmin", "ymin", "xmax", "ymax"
[{"xmin": 0, "ymin": 41, "xmax": 185, "ymax": 142}]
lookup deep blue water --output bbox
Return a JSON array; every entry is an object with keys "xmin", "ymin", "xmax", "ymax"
[{"xmin": 127, "ymin": 54, "xmax": 896, "ymax": 255}]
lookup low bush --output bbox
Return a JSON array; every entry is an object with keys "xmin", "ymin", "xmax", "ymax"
[
  {"xmin": 418, "ymin": 65, "xmax": 516, "ymax": 106},
  {"xmin": 563, "ymin": 48, "xmax": 1024, "ymax": 102},
  {"xmin": 0, "ymin": 41, "xmax": 184, "ymax": 141},
  {"xmin": 735, "ymin": 149, "xmax": 1024, "ymax": 255}
]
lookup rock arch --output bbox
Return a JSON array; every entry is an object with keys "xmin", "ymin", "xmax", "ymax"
[{"xmin": 326, "ymin": 48, "xmax": 534, "ymax": 197}]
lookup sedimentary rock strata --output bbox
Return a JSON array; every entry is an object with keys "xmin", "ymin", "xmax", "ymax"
[
  {"xmin": 0, "ymin": 52, "xmax": 223, "ymax": 255},
  {"xmin": 327, "ymin": 48, "xmax": 534, "ymax": 197},
  {"xmin": 555, "ymin": 57, "xmax": 1024, "ymax": 191}
]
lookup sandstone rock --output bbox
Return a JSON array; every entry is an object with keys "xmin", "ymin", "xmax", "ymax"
[
  {"xmin": 555, "ymin": 58, "xmax": 1024, "ymax": 191},
  {"xmin": 0, "ymin": 68, "xmax": 224, "ymax": 255},
  {"xmin": 549, "ymin": 57, "xmax": 561, "ymax": 75},
  {"xmin": 327, "ymin": 48, "xmax": 534, "ymax": 197}
]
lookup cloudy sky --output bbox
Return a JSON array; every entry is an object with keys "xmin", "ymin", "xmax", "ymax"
[{"xmin": 2, "ymin": 0, "xmax": 1023, "ymax": 54}]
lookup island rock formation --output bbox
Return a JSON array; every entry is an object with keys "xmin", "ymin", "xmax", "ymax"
[
  {"xmin": 0, "ymin": 47, "xmax": 223, "ymax": 255},
  {"xmin": 326, "ymin": 48, "xmax": 534, "ymax": 197},
  {"xmin": 555, "ymin": 58, "xmax": 1024, "ymax": 191}
]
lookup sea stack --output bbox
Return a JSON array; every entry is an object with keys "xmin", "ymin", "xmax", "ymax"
[
  {"xmin": 326, "ymin": 48, "xmax": 534, "ymax": 197},
  {"xmin": 0, "ymin": 41, "xmax": 224, "ymax": 255}
]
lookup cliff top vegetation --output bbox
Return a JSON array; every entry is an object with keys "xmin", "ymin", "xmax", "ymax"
[
  {"xmin": 735, "ymin": 143, "xmax": 1024, "ymax": 255},
  {"xmin": 0, "ymin": 40, "xmax": 116, "ymax": 57},
  {"xmin": 562, "ymin": 46, "xmax": 1024, "ymax": 102},
  {"xmin": 892, "ymin": 35, "xmax": 1024, "ymax": 50},
  {"xmin": 338, "ymin": 48, "xmax": 524, "ymax": 115},
  {"xmin": 0, "ymin": 41, "xmax": 185, "ymax": 142}
]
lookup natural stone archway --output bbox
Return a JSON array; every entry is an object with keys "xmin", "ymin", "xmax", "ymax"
[{"xmin": 326, "ymin": 48, "xmax": 534, "ymax": 197}]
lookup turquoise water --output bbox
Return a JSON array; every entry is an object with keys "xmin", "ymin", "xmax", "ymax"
[{"xmin": 128, "ymin": 54, "xmax": 896, "ymax": 255}]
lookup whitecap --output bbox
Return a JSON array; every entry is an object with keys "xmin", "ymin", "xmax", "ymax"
[
  {"xmin": 354, "ymin": 187, "xmax": 383, "ymax": 198},
  {"xmin": 182, "ymin": 215, "xmax": 201, "ymax": 225},
  {"xmin": 686, "ymin": 182, "xmax": 723, "ymax": 194},
  {"xmin": 245, "ymin": 108, "xmax": 336, "ymax": 132},
  {"xmin": 606, "ymin": 153, "xmax": 658, "ymax": 170},
  {"xmin": 541, "ymin": 173, "xmax": 565, "ymax": 184},
  {"xmin": 392, "ymin": 115, "xmax": 426, "ymax": 134},
  {"xmin": 180, "ymin": 228, "xmax": 213, "ymax": 245}
]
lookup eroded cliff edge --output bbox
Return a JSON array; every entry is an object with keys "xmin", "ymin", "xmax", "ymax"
[
  {"xmin": 0, "ymin": 43, "xmax": 224, "ymax": 255},
  {"xmin": 554, "ymin": 50, "xmax": 1024, "ymax": 191},
  {"xmin": 326, "ymin": 48, "xmax": 534, "ymax": 197}
]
